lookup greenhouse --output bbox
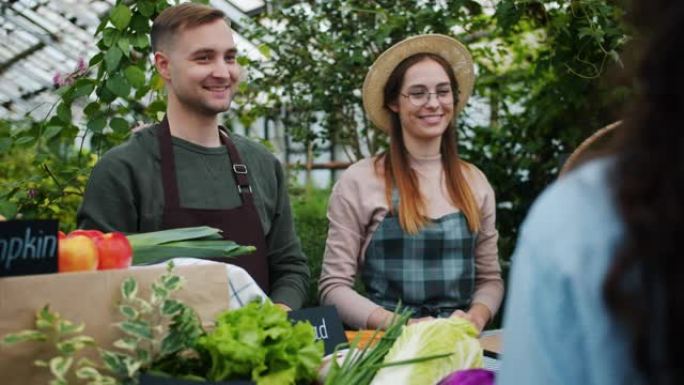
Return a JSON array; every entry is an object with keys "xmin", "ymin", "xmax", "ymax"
[{"xmin": 0, "ymin": 1, "xmax": 681, "ymax": 384}]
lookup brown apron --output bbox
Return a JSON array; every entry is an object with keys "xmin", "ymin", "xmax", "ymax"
[{"xmin": 157, "ymin": 116, "xmax": 270, "ymax": 292}]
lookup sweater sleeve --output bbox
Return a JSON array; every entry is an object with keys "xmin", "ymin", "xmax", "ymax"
[
  {"xmin": 265, "ymin": 159, "xmax": 311, "ymax": 310},
  {"xmin": 319, "ymin": 164, "xmax": 384, "ymax": 329},
  {"xmin": 77, "ymin": 150, "xmax": 139, "ymax": 233},
  {"xmin": 467, "ymin": 165, "xmax": 505, "ymax": 317}
]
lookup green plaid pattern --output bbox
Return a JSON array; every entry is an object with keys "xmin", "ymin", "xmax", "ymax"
[{"xmin": 362, "ymin": 202, "xmax": 476, "ymax": 318}]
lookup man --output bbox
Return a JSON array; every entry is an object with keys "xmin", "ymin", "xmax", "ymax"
[{"xmin": 77, "ymin": 3, "xmax": 309, "ymax": 310}]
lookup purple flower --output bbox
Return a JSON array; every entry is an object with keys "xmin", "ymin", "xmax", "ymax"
[
  {"xmin": 52, "ymin": 72, "xmax": 63, "ymax": 87},
  {"xmin": 27, "ymin": 188, "xmax": 38, "ymax": 199},
  {"xmin": 76, "ymin": 57, "xmax": 87, "ymax": 75}
]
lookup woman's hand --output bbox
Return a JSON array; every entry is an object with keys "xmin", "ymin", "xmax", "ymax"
[
  {"xmin": 451, "ymin": 303, "xmax": 492, "ymax": 333},
  {"xmin": 407, "ymin": 316, "xmax": 436, "ymax": 325}
]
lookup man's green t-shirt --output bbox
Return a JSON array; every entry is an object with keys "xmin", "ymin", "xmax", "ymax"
[{"xmin": 77, "ymin": 124, "xmax": 310, "ymax": 309}]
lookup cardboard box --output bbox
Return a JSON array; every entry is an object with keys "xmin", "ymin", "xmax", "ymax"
[{"xmin": 0, "ymin": 263, "xmax": 230, "ymax": 385}]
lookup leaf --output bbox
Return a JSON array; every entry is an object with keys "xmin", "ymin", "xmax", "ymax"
[
  {"xmin": 160, "ymin": 299, "xmax": 183, "ymax": 317},
  {"xmin": 130, "ymin": 13, "xmax": 150, "ymax": 33},
  {"xmin": 96, "ymin": 84, "xmax": 116, "ymax": 103},
  {"xmin": 43, "ymin": 125, "xmax": 63, "ymax": 140},
  {"xmin": 87, "ymin": 116, "xmax": 107, "ymax": 133},
  {"xmin": 73, "ymin": 79, "xmax": 95, "ymax": 98},
  {"xmin": 258, "ymin": 43, "xmax": 271, "ymax": 59},
  {"xmin": 101, "ymin": 351, "xmax": 127, "ymax": 376},
  {"xmin": 126, "ymin": 226, "xmax": 223, "ymax": 247},
  {"xmin": 56, "ymin": 103, "xmax": 71, "ymax": 123},
  {"xmin": 117, "ymin": 37, "xmax": 131, "ymax": 57},
  {"xmin": 14, "ymin": 136, "xmax": 34, "ymax": 146},
  {"xmin": 35, "ymin": 359, "xmax": 49, "ymax": 367},
  {"xmin": 58, "ymin": 319, "xmax": 85, "ymax": 335},
  {"xmin": 122, "ymin": 277, "xmax": 138, "ymax": 300},
  {"xmin": 119, "ymin": 320, "xmax": 153, "ymax": 339},
  {"xmin": 84, "ymin": 101, "xmax": 101, "ymax": 117},
  {"xmin": 106, "ymin": 74, "xmax": 131, "ymax": 98},
  {"xmin": 134, "ymin": 33, "xmax": 150, "ymax": 49},
  {"xmin": 49, "ymin": 356, "xmax": 73, "ymax": 380},
  {"xmin": 110, "ymin": 4, "xmax": 132, "ymax": 31},
  {"xmin": 113, "ymin": 337, "xmax": 137, "ymax": 352},
  {"xmin": 119, "ymin": 304, "xmax": 139, "ymax": 319},
  {"xmin": 138, "ymin": 1, "xmax": 156, "ymax": 17},
  {"xmin": 124, "ymin": 65, "xmax": 146, "ymax": 89},
  {"xmin": 75, "ymin": 366, "xmax": 100, "ymax": 380},
  {"xmin": 2, "ymin": 330, "xmax": 47, "ymax": 345},
  {"xmin": 56, "ymin": 336, "xmax": 96, "ymax": 355},
  {"xmin": 89, "ymin": 52, "xmax": 104, "ymax": 66},
  {"xmin": 102, "ymin": 28, "xmax": 120, "ymax": 47},
  {"xmin": 105, "ymin": 46, "xmax": 123, "ymax": 72},
  {"xmin": 159, "ymin": 332, "xmax": 184, "ymax": 357},
  {"xmin": 110, "ymin": 117, "xmax": 129, "ymax": 133},
  {"xmin": 161, "ymin": 275, "xmax": 182, "ymax": 292}
]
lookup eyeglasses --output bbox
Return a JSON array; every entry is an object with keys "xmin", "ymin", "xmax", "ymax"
[{"xmin": 400, "ymin": 89, "xmax": 454, "ymax": 107}]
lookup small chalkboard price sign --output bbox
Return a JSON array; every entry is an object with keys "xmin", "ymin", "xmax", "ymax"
[
  {"xmin": 288, "ymin": 305, "xmax": 347, "ymax": 355},
  {"xmin": 0, "ymin": 220, "xmax": 59, "ymax": 277}
]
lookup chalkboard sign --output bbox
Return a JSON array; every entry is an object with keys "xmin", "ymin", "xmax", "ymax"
[
  {"xmin": 288, "ymin": 305, "xmax": 347, "ymax": 355},
  {"xmin": 0, "ymin": 220, "xmax": 59, "ymax": 277},
  {"xmin": 139, "ymin": 374, "xmax": 253, "ymax": 385}
]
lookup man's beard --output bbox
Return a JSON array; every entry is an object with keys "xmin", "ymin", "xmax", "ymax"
[{"xmin": 177, "ymin": 90, "xmax": 232, "ymax": 116}]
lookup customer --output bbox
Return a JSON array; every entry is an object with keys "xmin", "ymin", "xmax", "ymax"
[{"xmin": 498, "ymin": 1, "xmax": 684, "ymax": 384}]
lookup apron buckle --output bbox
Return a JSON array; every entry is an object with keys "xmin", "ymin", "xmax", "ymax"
[
  {"xmin": 233, "ymin": 164, "xmax": 248, "ymax": 174},
  {"xmin": 238, "ymin": 184, "xmax": 253, "ymax": 193}
]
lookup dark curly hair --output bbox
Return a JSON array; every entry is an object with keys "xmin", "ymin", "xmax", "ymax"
[{"xmin": 604, "ymin": 1, "xmax": 684, "ymax": 384}]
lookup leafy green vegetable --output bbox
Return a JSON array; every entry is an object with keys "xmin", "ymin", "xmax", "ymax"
[
  {"xmin": 324, "ymin": 307, "xmax": 413, "ymax": 385},
  {"xmin": 369, "ymin": 318, "xmax": 483, "ymax": 385},
  {"xmin": 127, "ymin": 226, "xmax": 255, "ymax": 265},
  {"xmin": 196, "ymin": 301, "xmax": 324, "ymax": 385},
  {"xmin": 126, "ymin": 226, "xmax": 222, "ymax": 247}
]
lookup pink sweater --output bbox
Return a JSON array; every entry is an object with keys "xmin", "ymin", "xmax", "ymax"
[{"xmin": 319, "ymin": 154, "xmax": 504, "ymax": 329}]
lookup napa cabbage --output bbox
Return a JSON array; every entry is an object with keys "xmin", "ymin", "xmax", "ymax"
[{"xmin": 369, "ymin": 317, "xmax": 483, "ymax": 385}]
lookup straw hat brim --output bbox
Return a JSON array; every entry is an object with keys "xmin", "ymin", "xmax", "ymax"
[{"xmin": 362, "ymin": 34, "xmax": 475, "ymax": 132}]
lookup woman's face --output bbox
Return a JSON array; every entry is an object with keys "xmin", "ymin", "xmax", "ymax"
[{"xmin": 389, "ymin": 58, "xmax": 455, "ymax": 145}]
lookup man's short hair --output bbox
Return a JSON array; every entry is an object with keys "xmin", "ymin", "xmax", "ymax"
[{"xmin": 151, "ymin": 3, "xmax": 228, "ymax": 52}]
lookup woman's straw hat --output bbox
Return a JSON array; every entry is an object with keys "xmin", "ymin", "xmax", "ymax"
[{"xmin": 362, "ymin": 34, "xmax": 475, "ymax": 132}]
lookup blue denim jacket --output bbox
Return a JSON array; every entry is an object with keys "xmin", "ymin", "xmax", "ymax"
[{"xmin": 498, "ymin": 159, "xmax": 644, "ymax": 385}]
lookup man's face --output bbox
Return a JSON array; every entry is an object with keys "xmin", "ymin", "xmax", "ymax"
[{"xmin": 156, "ymin": 19, "xmax": 240, "ymax": 116}]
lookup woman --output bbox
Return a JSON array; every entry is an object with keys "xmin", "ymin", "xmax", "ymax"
[
  {"xmin": 319, "ymin": 35, "xmax": 504, "ymax": 331},
  {"xmin": 498, "ymin": 1, "xmax": 684, "ymax": 384}
]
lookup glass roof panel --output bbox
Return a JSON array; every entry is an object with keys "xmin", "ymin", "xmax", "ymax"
[{"xmin": 0, "ymin": 0, "xmax": 264, "ymax": 119}]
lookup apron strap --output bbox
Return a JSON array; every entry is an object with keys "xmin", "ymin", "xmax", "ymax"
[
  {"xmin": 158, "ymin": 116, "xmax": 181, "ymax": 210},
  {"xmin": 219, "ymin": 129, "xmax": 255, "ymax": 203}
]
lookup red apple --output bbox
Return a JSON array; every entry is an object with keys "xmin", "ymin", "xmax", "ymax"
[
  {"xmin": 58, "ymin": 231, "xmax": 66, "ymax": 240},
  {"xmin": 96, "ymin": 232, "xmax": 133, "ymax": 270},
  {"xmin": 58, "ymin": 235, "xmax": 98, "ymax": 272},
  {"xmin": 68, "ymin": 229, "xmax": 104, "ymax": 240}
]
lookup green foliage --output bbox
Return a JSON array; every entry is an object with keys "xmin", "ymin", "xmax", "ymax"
[
  {"xmin": 290, "ymin": 186, "xmax": 330, "ymax": 306},
  {"xmin": 2, "ymin": 305, "xmax": 117, "ymax": 385},
  {"xmin": 238, "ymin": 0, "xmax": 632, "ymax": 264},
  {"xmin": 0, "ymin": 0, "xmax": 181, "ymax": 226},
  {"xmin": 106, "ymin": 262, "xmax": 207, "ymax": 382}
]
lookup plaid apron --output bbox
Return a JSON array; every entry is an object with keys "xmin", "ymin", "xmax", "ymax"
[{"xmin": 362, "ymin": 195, "xmax": 476, "ymax": 318}]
